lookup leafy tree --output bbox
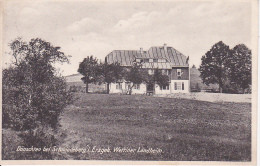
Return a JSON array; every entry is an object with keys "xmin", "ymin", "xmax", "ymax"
[
  {"xmin": 229, "ymin": 44, "xmax": 251, "ymax": 93},
  {"xmin": 153, "ymin": 69, "xmax": 170, "ymax": 88},
  {"xmin": 125, "ymin": 63, "xmax": 149, "ymax": 95},
  {"xmin": 99, "ymin": 62, "xmax": 124, "ymax": 94},
  {"xmin": 2, "ymin": 38, "xmax": 72, "ymax": 159},
  {"xmin": 78, "ymin": 56, "xmax": 100, "ymax": 93},
  {"xmin": 199, "ymin": 41, "xmax": 230, "ymax": 93}
]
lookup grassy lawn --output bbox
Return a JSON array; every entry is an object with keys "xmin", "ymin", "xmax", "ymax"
[{"xmin": 58, "ymin": 93, "xmax": 251, "ymax": 161}]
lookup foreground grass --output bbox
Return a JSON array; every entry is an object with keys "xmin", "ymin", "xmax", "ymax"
[{"xmin": 57, "ymin": 93, "xmax": 251, "ymax": 161}]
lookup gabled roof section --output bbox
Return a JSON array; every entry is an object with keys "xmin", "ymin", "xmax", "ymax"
[
  {"xmin": 105, "ymin": 45, "xmax": 189, "ymax": 67},
  {"xmin": 106, "ymin": 50, "xmax": 139, "ymax": 66},
  {"xmin": 147, "ymin": 46, "xmax": 189, "ymax": 67}
]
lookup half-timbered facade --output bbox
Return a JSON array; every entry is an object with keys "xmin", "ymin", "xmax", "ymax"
[{"xmin": 105, "ymin": 44, "xmax": 190, "ymax": 94}]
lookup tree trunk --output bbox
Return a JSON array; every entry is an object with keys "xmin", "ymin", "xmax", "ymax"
[
  {"xmin": 85, "ymin": 83, "xmax": 89, "ymax": 93},
  {"xmin": 153, "ymin": 82, "xmax": 156, "ymax": 95},
  {"xmin": 107, "ymin": 83, "xmax": 109, "ymax": 94},
  {"xmin": 219, "ymin": 87, "xmax": 223, "ymax": 93},
  {"xmin": 127, "ymin": 84, "xmax": 135, "ymax": 95},
  {"xmin": 219, "ymin": 77, "xmax": 223, "ymax": 93}
]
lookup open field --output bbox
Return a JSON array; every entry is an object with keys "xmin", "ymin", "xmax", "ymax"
[
  {"xmin": 57, "ymin": 93, "xmax": 251, "ymax": 161},
  {"xmin": 155, "ymin": 92, "xmax": 251, "ymax": 103}
]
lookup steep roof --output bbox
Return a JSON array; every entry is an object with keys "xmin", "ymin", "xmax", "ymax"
[{"xmin": 105, "ymin": 45, "xmax": 189, "ymax": 69}]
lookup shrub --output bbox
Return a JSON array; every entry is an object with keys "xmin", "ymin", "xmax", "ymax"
[{"xmin": 2, "ymin": 38, "xmax": 73, "ymax": 159}]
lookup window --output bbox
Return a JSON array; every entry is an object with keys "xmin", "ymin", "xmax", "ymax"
[
  {"xmin": 136, "ymin": 59, "xmax": 141, "ymax": 62},
  {"xmin": 153, "ymin": 59, "xmax": 158, "ymax": 62},
  {"xmin": 182, "ymin": 82, "xmax": 184, "ymax": 90},
  {"xmin": 144, "ymin": 59, "xmax": 149, "ymax": 63},
  {"xmin": 149, "ymin": 59, "xmax": 153, "ymax": 63},
  {"xmin": 160, "ymin": 85, "xmax": 169, "ymax": 90},
  {"xmin": 134, "ymin": 84, "xmax": 140, "ymax": 90},
  {"xmin": 177, "ymin": 69, "xmax": 182, "ymax": 76},
  {"xmin": 158, "ymin": 59, "xmax": 167, "ymax": 63},
  {"xmin": 161, "ymin": 69, "xmax": 165, "ymax": 75},
  {"xmin": 174, "ymin": 82, "xmax": 182, "ymax": 90},
  {"xmin": 116, "ymin": 82, "xmax": 122, "ymax": 89},
  {"xmin": 166, "ymin": 69, "xmax": 171, "ymax": 75},
  {"xmin": 148, "ymin": 69, "xmax": 154, "ymax": 75},
  {"xmin": 125, "ymin": 82, "xmax": 131, "ymax": 89},
  {"xmin": 161, "ymin": 59, "xmax": 167, "ymax": 62}
]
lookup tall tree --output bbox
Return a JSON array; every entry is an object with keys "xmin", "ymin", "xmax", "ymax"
[
  {"xmin": 125, "ymin": 63, "xmax": 149, "ymax": 95},
  {"xmin": 153, "ymin": 68, "xmax": 170, "ymax": 88},
  {"xmin": 3, "ymin": 38, "xmax": 72, "ymax": 158},
  {"xmin": 229, "ymin": 44, "xmax": 251, "ymax": 93},
  {"xmin": 199, "ymin": 41, "xmax": 230, "ymax": 93},
  {"xmin": 99, "ymin": 62, "xmax": 124, "ymax": 94},
  {"xmin": 78, "ymin": 56, "xmax": 99, "ymax": 93}
]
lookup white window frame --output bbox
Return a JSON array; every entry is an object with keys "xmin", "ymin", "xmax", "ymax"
[
  {"xmin": 177, "ymin": 69, "xmax": 182, "ymax": 76},
  {"xmin": 116, "ymin": 82, "xmax": 122, "ymax": 90},
  {"xmin": 161, "ymin": 59, "xmax": 166, "ymax": 62},
  {"xmin": 136, "ymin": 59, "xmax": 141, "ymax": 62},
  {"xmin": 166, "ymin": 69, "xmax": 171, "ymax": 75},
  {"xmin": 160, "ymin": 85, "xmax": 169, "ymax": 90},
  {"xmin": 174, "ymin": 82, "xmax": 184, "ymax": 90},
  {"xmin": 134, "ymin": 84, "xmax": 140, "ymax": 90}
]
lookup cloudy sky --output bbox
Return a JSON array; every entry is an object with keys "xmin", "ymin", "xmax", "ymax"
[{"xmin": 3, "ymin": 0, "xmax": 252, "ymax": 76}]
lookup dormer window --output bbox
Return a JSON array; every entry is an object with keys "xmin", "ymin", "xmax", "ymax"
[
  {"xmin": 135, "ymin": 59, "xmax": 143, "ymax": 63},
  {"xmin": 144, "ymin": 59, "xmax": 149, "ymax": 63},
  {"xmin": 158, "ymin": 59, "xmax": 167, "ymax": 62}
]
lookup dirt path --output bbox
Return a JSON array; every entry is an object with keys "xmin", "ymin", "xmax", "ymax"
[{"xmin": 155, "ymin": 92, "xmax": 251, "ymax": 103}]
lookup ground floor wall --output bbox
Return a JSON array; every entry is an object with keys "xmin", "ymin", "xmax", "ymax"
[
  {"xmin": 110, "ymin": 80, "xmax": 189, "ymax": 94},
  {"xmin": 109, "ymin": 82, "xmax": 147, "ymax": 94},
  {"xmin": 170, "ymin": 80, "xmax": 189, "ymax": 93}
]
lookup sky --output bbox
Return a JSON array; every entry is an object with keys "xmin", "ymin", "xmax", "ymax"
[{"xmin": 3, "ymin": 0, "xmax": 252, "ymax": 76}]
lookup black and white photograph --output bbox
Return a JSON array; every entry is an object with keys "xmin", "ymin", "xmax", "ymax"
[{"xmin": 0, "ymin": 0, "xmax": 258, "ymax": 165}]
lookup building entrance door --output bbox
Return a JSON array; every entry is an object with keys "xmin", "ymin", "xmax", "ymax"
[{"xmin": 146, "ymin": 82, "xmax": 154, "ymax": 95}]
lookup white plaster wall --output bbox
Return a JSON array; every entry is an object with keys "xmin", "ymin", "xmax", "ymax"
[
  {"xmin": 109, "ymin": 82, "xmax": 146, "ymax": 94},
  {"xmin": 170, "ymin": 80, "xmax": 189, "ymax": 93},
  {"xmin": 154, "ymin": 84, "xmax": 171, "ymax": 95},
  {"xmin": 109, "ymin": 82, "xmax": 123, "ymax": 94},
  {"xmin": 131, "ymin": 83, "xmax": 146, "ymax": 94}
]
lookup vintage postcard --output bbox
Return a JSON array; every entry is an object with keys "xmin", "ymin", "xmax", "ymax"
[{"xmin": 0, "ymin": 0, "xmax": 258, "ymax": 165}]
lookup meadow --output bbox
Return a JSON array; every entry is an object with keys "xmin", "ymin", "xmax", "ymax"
[{"xmin": 56, "ymin": 93, "xmax": 251, "ymax": 161}]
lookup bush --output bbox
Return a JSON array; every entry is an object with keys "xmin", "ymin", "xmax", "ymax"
[{"xmin": 2, "ymin": 38, "xmax": 73, "ymax": 159}]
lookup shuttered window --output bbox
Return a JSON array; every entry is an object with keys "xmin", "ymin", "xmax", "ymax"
[{"xmin": 175, "ymin": 82, "xmax": 182, "ymax": 90}]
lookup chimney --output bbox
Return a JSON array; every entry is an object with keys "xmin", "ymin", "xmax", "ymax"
[
  {"xmin": 140, "ymin": 47, "xmax": 143, "ymax": 54},
  {"xmin": 163, "ymin": 43, "xmax": 168, "ymax": 57},
  {"xmin": 163, "ymin": 43, "xmax": 167, "ymax": 50}
]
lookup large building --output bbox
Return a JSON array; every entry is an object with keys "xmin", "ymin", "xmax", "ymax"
[{"xmin": 105, "ymin": 44, "xmax": 190, "ymax": 94}]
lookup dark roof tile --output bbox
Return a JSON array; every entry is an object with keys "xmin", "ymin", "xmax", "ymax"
[{"xmin": 106, "ymin": 45, "xmax": 189, "ymax": 67}]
